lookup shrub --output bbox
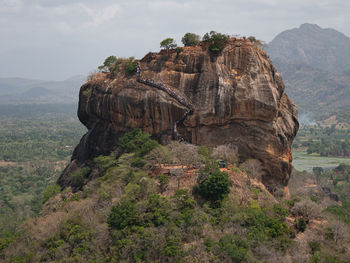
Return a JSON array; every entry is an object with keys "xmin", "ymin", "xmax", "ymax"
[
  {"xmin": 158, "ymin": 174, "xmax": 169, "ymax": 193},
  {"xmin": 125, "ymin": 59, "xmax": 138, "ymax": 76},
  {"xmin": 291, "ymin": 199, "xmax": 321, "ymax": 219},
  {"xmin": 196, "ymin": 168, "xmax": 229, "ymax": 205},
  {"xmin": 308, "ymin": 241, "xmax": 321, "ymax": 254},
  {"xmin": 119, "ymin": 129, "xmax": 159, "ymax": 157},
  {"xmin": 295, "ymin": 218, "xmax": 307, "ymax": 232},
  {"xmin": 145, "ymin": 194, "xmax": 170, "ymax": 226},
  {"xmin": 108, "ymin": 199, "xmax": 140, "ymax": 230},
  {"xmin": 211, "ymin": 144, "xmax": 238, "ymax": 165},
  {"xmin": 175, "ymin": 47, "xmax": 183, "ymax": 56},
  {"xmin": 71, "ymin": 167, "xmax": 91, "ymax": 188},
  {"xmin": 218, "ymin": 234, "xmax": 249, "ymax": 263},
  {"xmin": 181, "ymin": 33, "xmax": 201, "ymax": 46},
  {"xmin": 131, "ymin": 157, "xmax": 145, "ymax": 168},
  {"xmin": 203, "ymin": 31, "xmax": 228, "ymax": 53},
  {"xmin": 273, "ymin": 204, "xmax": 290, "ymax": 221},
  {"xmin": 98, "ymin": 56, "xmax": 138, "ymax": 76},
  {"xmin": 42, "ymin": 184, "xmax": 61, "ymax": 203},
  {"xmin": 98, "ymin": 55, "xmax": 117, "ymax": 72},
  {"xmin": 241, "ymin": 203, "xmax": 293, "ymax": 242},
  {"xmin": 173, "ymin": 189, "xmax": 196, "ymax": 210},
  {"xmin": 93, "ymin": 153, "xmax": 116, "ymax": 175}
]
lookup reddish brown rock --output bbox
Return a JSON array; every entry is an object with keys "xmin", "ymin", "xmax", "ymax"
[{"xmin": 58, "ymin": 38, "xmax": 298, "ymax": 192}]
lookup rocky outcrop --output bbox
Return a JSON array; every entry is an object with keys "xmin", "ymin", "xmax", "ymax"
[{"xmin": 58, "ymin": 38, "xmax": 299, "ymax": 192}]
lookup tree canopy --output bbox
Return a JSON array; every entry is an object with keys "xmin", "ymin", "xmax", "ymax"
[
  {"xmin": 202, "ymin": 31, "xmax": 228, "ymax": 53},
  {"xmin": 160, "ymin": 38, "xmax": 177, "ymax": 50},
  {"xmin": 98, "ymin": 56, "xmax": 117, "ymax": 72},
  {"xmin": 181, "ymin": 33, "xmax": 201, "ymax": 46}
]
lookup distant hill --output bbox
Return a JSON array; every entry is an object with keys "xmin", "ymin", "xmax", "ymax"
[
  {"xmin": 269, "ymin": 23, "xmax": 350, "ymax": 73},
  {"xmin": 0, "ymin": 75, "xmax": 86, "ymax": 104},
  {"xmin": 268, "ymin": 23, "xmax": 350, "ymax": 120}
]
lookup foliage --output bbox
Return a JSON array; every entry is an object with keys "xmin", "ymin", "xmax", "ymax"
[
  {"xmin": 309, "ymin": 241, "xmax": 321, "ymax": 254},
  {"xmin": 181, "ymin": 32, "xmax": 201, "ymax": 46},
  {"xmin": 108, "ymin": 199, "xmax": 140, "ymax": 230},
  {"xmin": 98, "ymin": 56, "xmax": 138, "ymax": 76},
  {"xmin": 71, "ymin": 167, "xmax": 91, "ymax": 188},
  {"xmin": 98, "ymin": 55, "xmax": 117, "ymax": 72},
  {"xmin": 240, "ymin": 202, "xmax": 293, "ymax": 242},
  {"xmin": 203, "ymin": 31, "xmax": 228, "ymax": 53},
  {"xmin": 218, "ymin": 234, "xmax": 249, "ymax": 262},
  {"xmin": 158, "ymin": 174, "xmax": 169, "ymax": 193},
  {"xmin": 42, "ymin": 184, "xmax": 61, "ymax": 203},
  {"xmin": 294, "ymin": 126, "xmax": 350, "ymax": 157},
  {"xmin": 160, "ymin": 38, "xmax": 177, "ymax": 52},
  {"xmin": 94, "ymin": 153, "xmax": 116, "ymax": 175},
  {"xmin": 0, "ymin": 106, "xmax": 85, "ymax": 237},
  {"xmin": 295, "ymin": 217, "xmax": 307, "ymax": 232},
  {"xmin": 119, "ymin": 128, "xmax": 159, "ymax": 157},
  {"xmin": 175, "ymin": 47, "xmax": 183, "ymax": 56},
  {"xmin": 196, "ymin": 164, "xmax": 230, "ymax": 205},
  {"xmin": 42, "ymin": 218, "xmax": 93, "ymax": 261},
  {"xmin": 273, "ymin": 204, "xmax": 290, "ymax": 220}
]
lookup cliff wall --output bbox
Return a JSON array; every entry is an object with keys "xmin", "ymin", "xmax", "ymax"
[{"xmin": 58, "ymin": 38, "xmax": 299, "ymax": 191}]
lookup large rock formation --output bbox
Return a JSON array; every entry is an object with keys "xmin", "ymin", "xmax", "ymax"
[{"xmin": 58, "ymin": 38, "xmax": 299, "ymax": 192}]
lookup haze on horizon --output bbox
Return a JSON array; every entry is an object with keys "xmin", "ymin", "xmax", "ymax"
[{"xmin": 1, "ymin": 0, "xmax": 349, "ymax": 81}]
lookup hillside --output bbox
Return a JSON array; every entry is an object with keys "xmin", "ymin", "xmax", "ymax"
[
  {"xmin": 268, "ymin": 24, "xmax": 350, "ymax": 120},
  {"xmin": 3, "ymin": 35, "xmax": 350, "ymax": 263},
  {"xmin": 2, "ymin": 129, "xmax": 350, "ymax": 262}
]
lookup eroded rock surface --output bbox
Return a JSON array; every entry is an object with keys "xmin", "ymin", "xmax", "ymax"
[{"xmin": 58, "ymin": 38, "xmax": 299, "ymax": 191}]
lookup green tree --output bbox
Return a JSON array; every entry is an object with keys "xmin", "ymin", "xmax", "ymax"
[
  {"xmin": 107, "ymin": 199, "xmax": 140, "ymax": 230},
  {"xmin": 98, "ymin": 55, "xmax": 117, "ymax": 72},
  {"xmin": 202, "ymin": 31, "xmax": 228, "ymax": 53},
  {"xmin": 181, "ymin": 33, "xmax": 201, "ymax": 46},
  {"xmin": 160, "ymin": 38, "xmax": 177, "ymax": 54},
  {"xmin": 196, "ymin": 167, "xmax": 230, "ymax": 205}
]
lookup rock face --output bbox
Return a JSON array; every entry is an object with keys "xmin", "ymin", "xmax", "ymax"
[{"xmin": 58, "ymin": 38, "xmax": 299, "ymax": 192}]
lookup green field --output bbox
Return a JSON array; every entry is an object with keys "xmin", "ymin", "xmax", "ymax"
[{"xmin": 292, "ymin": 150, "xmax": 350, "ymax": 172}]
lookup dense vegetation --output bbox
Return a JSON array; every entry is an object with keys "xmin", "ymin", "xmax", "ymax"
[
  {"xmin": 0, "ymin": 104, "xmax": 85, "ymax": 242},
  {"xmin": 98, "ymin": 56, "xmax": 138, "ymax": 76},
  {"xmin": 293, "ymin": 125, "xmax": 350, "ymax": 157},
  {"xmin": 203, "ymin": 31, "xmax": 228, "ymax": 53},
  {"xmin": 2, "ymin": 129, "xmax": 350, "ymax": 262}
]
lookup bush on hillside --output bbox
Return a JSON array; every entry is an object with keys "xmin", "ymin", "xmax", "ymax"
[
  {"xmin": 107, "ymin": 199, "xmax": 140, "ymax": 230},
  {"xmin": 196, "ymin": 165, "xmax": 230, "ymax": 205},
  {"xmin": 42, "ymin": 184, "xmax": 61, "ymax": 204},
  {"xmin": 98, "ymin": 56, "xmax": 138, "ymax": 76},
  {"xmin": 119, "ymin": 128, "xmax": 159, "ymax": 157},
  {"xmin": 203, "ymin": 31, "xmax": 228, "ymax": 53}
]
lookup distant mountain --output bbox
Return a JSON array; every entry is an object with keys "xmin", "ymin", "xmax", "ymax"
[
  {"xmin": 269, "ymin": 23, "xmax": 350, "ymax": 73},
  {"xmin": 268, "ymin": 23, "xmax": 350, "ymax": 120},
  {"xmin": 0, "ymin": 75, "xmax": 86, "ymax": 104}
]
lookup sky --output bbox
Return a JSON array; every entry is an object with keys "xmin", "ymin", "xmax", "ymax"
[{"xmin": 1, "ymin": 0, "xmax": 349, "ymax": 81}]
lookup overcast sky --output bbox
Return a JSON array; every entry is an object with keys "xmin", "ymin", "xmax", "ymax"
[{"xmin": 1, "ymin": 0, "xmax": 349, "ymax": 80}]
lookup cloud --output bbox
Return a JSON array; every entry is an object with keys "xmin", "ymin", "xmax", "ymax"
[{"xmin": 78, "ymin": 3, "xmax": 120, "ymax": 26}]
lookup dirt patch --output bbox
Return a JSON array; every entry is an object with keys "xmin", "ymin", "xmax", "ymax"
[{"xmin": 0, "ymin": 160, "xmax": 17, "ymax": 166}]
